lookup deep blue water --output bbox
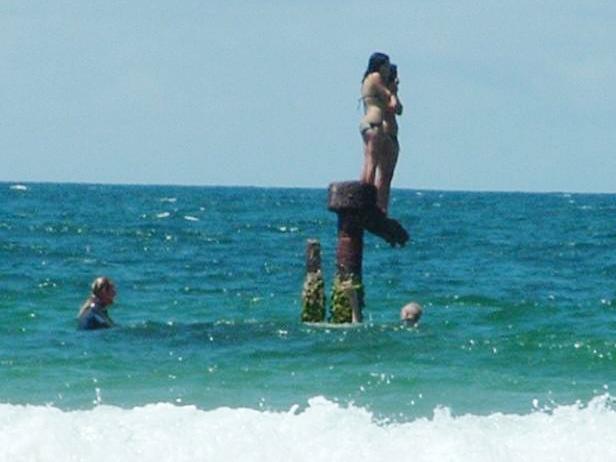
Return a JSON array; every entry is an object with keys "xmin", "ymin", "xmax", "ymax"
[{"xmin": 1, "ymin": 182, "xmax": 615, "ymax": 420}]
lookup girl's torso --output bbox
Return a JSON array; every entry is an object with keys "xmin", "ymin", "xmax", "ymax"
[{"xmin": 360, "ymin": 73, "xmax": 388, "ymax": 126}]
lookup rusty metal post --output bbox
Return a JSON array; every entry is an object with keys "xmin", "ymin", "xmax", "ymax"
[
  {"xmin": 327, "ymin": 182, "xmax": 376, "ymax": 323},
  {"xmin": 301, "ymin": 239, "xmax": 325, "ymax": 322}
]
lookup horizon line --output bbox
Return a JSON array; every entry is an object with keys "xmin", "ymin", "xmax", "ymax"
[{"xmin": 2, "ymin": 179, "xmax": 615, "ymax": 196}]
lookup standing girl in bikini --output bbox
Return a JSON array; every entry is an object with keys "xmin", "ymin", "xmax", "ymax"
[
  {"xmin": 359, "ymin": 52, "xmax": 399, "ymax": 213},
  {"xmin": 379, "ymin": 63, "xmax": 403, "ymax": 214}
]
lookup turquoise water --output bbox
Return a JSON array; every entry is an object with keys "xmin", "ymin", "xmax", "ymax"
[{"xmin": 1, "ymin": 182, "xmax": 615, "ymax": 421}]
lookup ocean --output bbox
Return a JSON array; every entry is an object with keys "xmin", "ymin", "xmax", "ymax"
[{"xmin": 1, "ymin": 182, "xmax": 615, "ymax": 461}]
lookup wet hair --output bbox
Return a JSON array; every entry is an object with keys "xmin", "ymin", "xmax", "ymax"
[
  {"xmin": 363, "ymin": 52, "xmax": 390, "ymax": 81},
  {"xmin": 400, "ymin": 302, "xmax": 422, "ymax": 326},
  {"xmin": 388, "ymin": 64, "xmax": 398, "ymax": 85},
  {"xmin": 78, "ymin": 277, "xmax": 113, "ymax": 317},
  {"xmin": 91, "ymin": 277, "xmax": 113, "ymax": 298}
]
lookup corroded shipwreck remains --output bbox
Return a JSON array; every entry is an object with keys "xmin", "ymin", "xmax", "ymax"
[
  {"xmin": 301, "ymin": 181, "xmax": 409, "ymax": 324},
  {"xmin": 300, "ymin": 239, "xmax": 326, "ymax": 322}
]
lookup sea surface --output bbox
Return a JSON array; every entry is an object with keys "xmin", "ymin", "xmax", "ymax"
[{"xmin": 1, "ymin": 182, "xmax": 615, "ymax": 461}]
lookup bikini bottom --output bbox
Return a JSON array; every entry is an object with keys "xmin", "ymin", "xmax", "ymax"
[{"xmin": 359, "ymin": 120, "xmax": 382, "ymax": 136}]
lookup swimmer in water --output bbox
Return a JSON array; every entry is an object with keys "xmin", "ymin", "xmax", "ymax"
[
  {"xmin": 359, "ymin": 52, "xmax": 399, "ymax": 213},
  {"xmin": 77, "ymin": 277, "xmax": 117, "ymax": 330},
  {"xmin": 400, "ymin": 302, "xmax": 422, "ymax": 327}
]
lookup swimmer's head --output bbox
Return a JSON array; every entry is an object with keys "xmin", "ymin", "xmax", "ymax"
[
  {"xmin": 400, "ymin": 302, "xmax": 422, "ymax": 326},
  {"xmin": 91, "ymin": 276, "xmax": 116, "ymax": 305},
  {"xmin": 364, "ymin": 52, "xmax": 390, "ymax": 81}
]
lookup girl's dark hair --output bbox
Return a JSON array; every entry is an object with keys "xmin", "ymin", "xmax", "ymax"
[
  {"xmin": 363, "ymin": 52, "xmax": 390, "ymax": 81},
  {"xmin": 388, "ymin": 64, "xmax": 398, "ymax": 84}
]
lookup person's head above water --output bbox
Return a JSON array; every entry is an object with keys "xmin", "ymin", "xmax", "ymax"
[
  {"xmin": 91, "ymin": 276, "xmax": 116, "ymax": 306},
  {"xmin": 363, "ymin": 52, "xmax": 390, "ymax": 81},
  {"xmin": 400, "ymin": 302, "xmax": 422, "ymax": 326}
]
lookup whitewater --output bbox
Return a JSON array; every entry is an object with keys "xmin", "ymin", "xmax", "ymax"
[{"xmin": 2, "ymin": 396, "xmax": 615, "ymax": 462}]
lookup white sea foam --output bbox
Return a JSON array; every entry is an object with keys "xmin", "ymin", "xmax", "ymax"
[
  {"xmin": 9, "ymin": 184, "xmax": 28, "ymax": 191},
  {"xmin": 1, "ymin": 396, "xmax": 615, "ymax": 462}
]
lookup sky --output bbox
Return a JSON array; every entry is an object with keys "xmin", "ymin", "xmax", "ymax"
[{"xmin": 1, "ymin": 1, "xmax": 615, "ymax": 192}]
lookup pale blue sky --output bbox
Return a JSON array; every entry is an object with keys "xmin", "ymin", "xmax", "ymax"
[{"xmin": 2, "ymin": 1, "xmax": 615, "ymax": 192}]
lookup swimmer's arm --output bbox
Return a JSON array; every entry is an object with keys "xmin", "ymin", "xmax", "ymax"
[{"xmin": 92, "ymin": 311, "xmax": 113, "ymax": 328}]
